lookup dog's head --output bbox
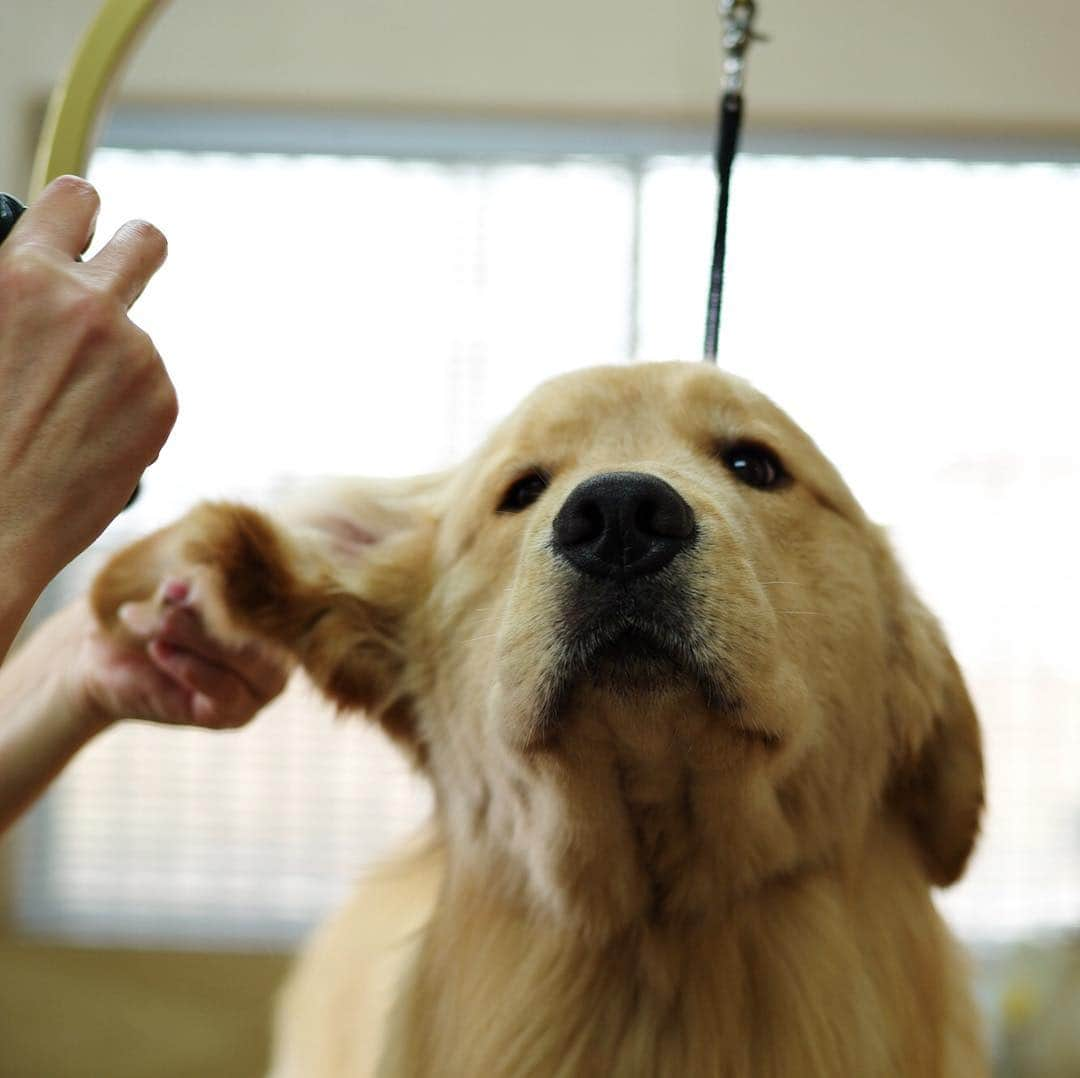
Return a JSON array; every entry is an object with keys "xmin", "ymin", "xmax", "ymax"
[{"xmin": 315, "ymin": 363, "xmax": 982, "ymax": 932}]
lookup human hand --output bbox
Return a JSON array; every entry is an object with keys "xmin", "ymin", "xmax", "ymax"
[
  {"xmin": 0, "ymin": 588, "xmax": 289, "ymax": 832},
  {"xmin": 73, "ymin": 580, "xmax": 290, "ymax": 732},
  {"xmin": 0, "ymin": 175, "xmax": 178, "ymax": 605}
]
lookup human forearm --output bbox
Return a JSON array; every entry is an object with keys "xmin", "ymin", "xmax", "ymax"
[
  {"xmin": 0, "ymin": 602, "xmax": 108, "ymax": 831},
  {"xmin": 0, "ymin": 588, "xmax": 288, "ymax": 833}
]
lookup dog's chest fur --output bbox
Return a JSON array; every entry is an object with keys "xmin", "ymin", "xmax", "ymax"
[{"xmin": 377, "ymin": 819, "xmax": 969, "ymax": 1078}]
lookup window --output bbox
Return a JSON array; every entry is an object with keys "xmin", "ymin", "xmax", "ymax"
[{"xmin": 16, "ymin": 117, "xmax": 1080, "ymax": 947}]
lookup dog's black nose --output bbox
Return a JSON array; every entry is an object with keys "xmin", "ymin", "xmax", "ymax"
[{"xmin": 552, "ymin": 472, "xmax": 696, "ymax": 580}]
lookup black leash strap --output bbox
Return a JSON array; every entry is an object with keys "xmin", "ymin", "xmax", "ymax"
[
  {"xmin": 704, "ymin": 91, "xmax": 744, "ymax": 360},
  {"xmin": 704, "ymin": 0, "xmax": 763, "ymax": 363}
]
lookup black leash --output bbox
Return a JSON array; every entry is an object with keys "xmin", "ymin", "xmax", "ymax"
[
  {"xmin": 704, "ymin": 0, "xmax": 763, "ymax": 363},
  {"xmin": 704, "ymin": 92, "xmax": 743, "ymax": 360}
]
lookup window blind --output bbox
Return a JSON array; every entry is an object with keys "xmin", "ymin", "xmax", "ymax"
[{"xmin": 16, "ymin": 142, "xmax": 1080, "ymax": 946}]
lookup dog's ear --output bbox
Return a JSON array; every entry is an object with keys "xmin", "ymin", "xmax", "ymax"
[
  {"xmin": 93, "ymin": 473, "xmax": 447, "ymax": 762},
  {"xmin": 882, "ymin": 552, "xmax": 984, "ymax": 887},
  {"xmin": 279, "ymin": 474, "xmax": 446, "ymax": 756}
]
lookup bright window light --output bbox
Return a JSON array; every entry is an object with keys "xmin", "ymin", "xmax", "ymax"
[{"xmin": 16, "ymin": 136, "xmax": 1080, "ymax": 947}]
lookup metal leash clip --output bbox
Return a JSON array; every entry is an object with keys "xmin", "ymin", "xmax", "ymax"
[{"xmin": 718, "ymin": 0, "xmax": 766, "ymax": 94}]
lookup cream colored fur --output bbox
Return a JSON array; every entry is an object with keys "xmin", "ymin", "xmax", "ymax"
[{"xmin": 92, "ymin": 363, "xmax": 987, "ymax": 1077}]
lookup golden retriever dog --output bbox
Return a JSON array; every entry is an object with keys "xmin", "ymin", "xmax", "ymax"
[{"xmin": 91, "ymin": 361, "xmax": 987, "ymax": 1077}]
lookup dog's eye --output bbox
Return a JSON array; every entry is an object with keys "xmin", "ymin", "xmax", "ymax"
[
  {"xmin": 723, "ymin": 443, "xmax": 787, "ymax": 491},
  {"xmin": 497, "ymin": 470, "xmax": 550, "ymax": 513}
]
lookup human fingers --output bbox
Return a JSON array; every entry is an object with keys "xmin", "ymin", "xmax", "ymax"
[
  {"xmin": 14, "ymin": 175, "xmax": 100, "ymax": 257},
  {"xmin": 121, "ymin": 594, "xmax": 288, "ymax": 702},
  {"xmin": 86, "ymin": 218, "xmax": 168, "ymax": 308},
  {"xmin": 159, "ymin": 609, "xmax": 288, "ymax": 700},
  {"xmin": 190, "ymin": 692, "xmax": 257, "ymax": 729},
  {"xmin": 147, "ymin": 641, "xmax": 261, "ymax": 728},
  {"xmin": 133, "ymin": 662, "xmax": 200, "ymax": 725},
  {"xmin": 85, "ymin": 645, "xmax": 198, "ymax": 727}
]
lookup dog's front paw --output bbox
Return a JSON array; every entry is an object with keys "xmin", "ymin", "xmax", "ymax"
[
  {"xmin": 106, "ymin": 565, "xmax": 249, "ymax": 655},
  {"xmin": 90, "ymin": 502, "xmax": 302, "ymax": 651}
]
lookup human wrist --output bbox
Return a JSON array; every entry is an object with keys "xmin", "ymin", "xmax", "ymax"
[
  {"xmin": 0, "ymin": 561, "xmax": 47, "ymax": 664},
  {"xmin": 0, "ymin": 601, "xmax": 113, "ymax": 831},
  {"xmin": 5, "ymin": 600, "xmax": 116, "ymax": 745},
  {"xmin": 51, "ymin": 603, "xmax": 119, "ymax": 740},
  {"xmin": 0, "ymin": 531, "xmax": 54, "ymax": 617},
  {"xmin": 29, "ymin": 665, "xmax": 109, "ymax": 757},
  {"xmin": 54, "ymin": 666, "xmax": 116, "ymax": 744}
]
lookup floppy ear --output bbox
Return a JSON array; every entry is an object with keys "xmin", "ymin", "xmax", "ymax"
[
  {"xmin": 883, "ymin": 559, "xmax": 985, "ymax": 887},
  {"xmin": 91, "ymin": 474, "xmax": 446, "ymax": 761}
]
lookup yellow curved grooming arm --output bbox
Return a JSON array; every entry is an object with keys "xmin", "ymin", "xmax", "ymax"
[{"xmin": 29, "ymin": 0, "xmax": 171, "ymax": 197}]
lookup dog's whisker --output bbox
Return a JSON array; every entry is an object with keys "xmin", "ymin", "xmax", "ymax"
[{"xmin": 776, "ymin": 609, "xmax": 830, "ymax": 618}]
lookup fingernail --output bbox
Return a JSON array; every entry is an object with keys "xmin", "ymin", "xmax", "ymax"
[{"xmin": 163, "ymin": 580, "xmax": 190, "ymax": 605}]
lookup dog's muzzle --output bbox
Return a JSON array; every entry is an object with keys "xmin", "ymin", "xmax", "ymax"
[
  {"xmin": 528, "ymin": 472, "xmax": 741, "ymax": 721},
  {"xmin": 552, "ymin": 472, "xmax": 697, "ymax": 581}
]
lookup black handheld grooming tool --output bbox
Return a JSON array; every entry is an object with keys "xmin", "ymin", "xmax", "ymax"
[{"xmin": 0, "ymin": 192, "xmax": 26, "ymax": 244}]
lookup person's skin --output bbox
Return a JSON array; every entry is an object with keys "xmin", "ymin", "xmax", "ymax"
[
  {"xmin": 0, "ymin": 175, "xmax": 177, "ymax": 661},
  {"xmin": 0, "ymin": 588, "xmax": 289, "ymax": 833},
  {"xmin": 0, "ymin": 177, "xmax": 287, "ymax": 832}
]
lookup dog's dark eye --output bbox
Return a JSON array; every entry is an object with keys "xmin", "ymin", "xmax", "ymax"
[
  {"xmin": 497, "ymin": 470, "xmax": 550, "ymax": 513},
  {"xmin": 723, "ymin": 443, "xmax": 787, "ymax": 491}
]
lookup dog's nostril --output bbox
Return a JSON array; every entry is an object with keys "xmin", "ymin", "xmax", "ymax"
[
  {"xmin": 552, "ymin": 472, "xmax": 696, "ymax": 580},
  {"xmin": 640, "ymin": 495, "xmax": 695, "ymax": 541},
  {"xmin": 560, "ymin": 500, "xmax": 605, "ymax": 545},
  {"xmin": 634, "ymin": 499, "xmax": 657, "ymax": 536}
]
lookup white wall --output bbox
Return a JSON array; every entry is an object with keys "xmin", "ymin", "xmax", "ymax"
[{"xmin": 4, "ymin": 0, "xmax": 1080, "ymax": 192}]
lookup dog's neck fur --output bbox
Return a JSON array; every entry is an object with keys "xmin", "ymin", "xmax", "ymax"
[
  {"xmin": 380, "ymin": 695, "xmax": 966, "ymax": 1077},
  {"xmin": 380, "ymin": 816, "xmax": 959, "ymax": 1078},
  {"xmin": 443, "ymin": 686, "xmax": 866, "ymax": 939}
]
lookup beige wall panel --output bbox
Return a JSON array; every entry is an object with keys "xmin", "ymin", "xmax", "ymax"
[{"xmin": 4, "ymin": 0, "xmax": 1080, "ymax": 190}]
